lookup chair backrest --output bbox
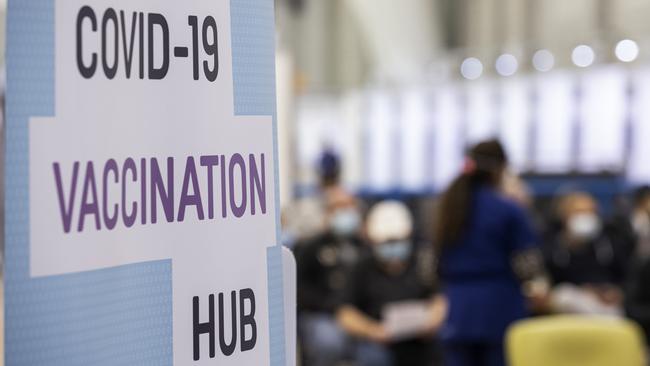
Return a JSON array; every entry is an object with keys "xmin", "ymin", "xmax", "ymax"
[{"xmin": 507, "ymin": 316, "xmax": 648, "ymax": 366}]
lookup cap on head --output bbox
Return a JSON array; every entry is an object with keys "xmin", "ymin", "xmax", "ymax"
[{"xmin": 366, "ymin": 200, "xmax": 413, "ymax": 244}]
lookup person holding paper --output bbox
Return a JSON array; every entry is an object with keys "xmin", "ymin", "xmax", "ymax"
[
  {"xmin": 434, "ymin": 140, "xmax": 541, "ymax": 366},
  {"xmin": 543, "ymin": 191, "xmax": 627, "ymax": 316},
  {"xmin": 337, "ymin": 200, "xmax": 447, "ymax": 366}
]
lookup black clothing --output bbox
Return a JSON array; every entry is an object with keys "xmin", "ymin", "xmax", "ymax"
[
  {"xmin": 625, "ymin": 258, "xmax": 650, "ymax": 344},
  {"xmin": 343, "ymin": 252, "xmax": 435, "ymax": 320},
  {"xmin": 342, "ymin": 247, "xmax": 438, "ymax": 366},
  {"xmin": 606, "ymin": 216, "xmax": 640, "ymax": 266},
  {"xmin": 543, "ymin": 233, "xmax": 627, "ymax": 287},
  {"xmin": 295, "ymin": 232, "xmax": 362, "ymax": 314}
]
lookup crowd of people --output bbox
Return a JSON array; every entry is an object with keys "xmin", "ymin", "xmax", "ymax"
[{"xmin": 284, "ymin": 141, "xmax": 650, "ymax": 366}]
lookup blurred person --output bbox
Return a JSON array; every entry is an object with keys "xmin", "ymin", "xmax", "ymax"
[
  {"xmin": 282, "ymin": 148, "xmax": 347, "ymax": 247},
  {"xmin": 621, "ymin": 187, "xmax": 650, "ymax": 344},
  {"xmin": 500, "ymin": 169, "xmax": 533, "ymax": 208},
  {"xmin": 610, "ymin": 186, "xmax": 650, "ymax": 262},
  {"xmin": 630, "ymin": 186, "xmax": 650, "ymax": 260},
  {"xmin": 337, "ymin": 200, "xmax": 446, "ymax": 366},
  {"xmin": 319, "ymin": 147, "xmax": 343, "ymax": 193},
  {"xmin": 434, "ymin": 139, "xmax": 541, "ymax": 366},
  {"xmin": 625, "ymin": 257, "xmax": 650, "ymax": 345},
  {"xmin": 544, "ymin": 191, "xmax": 627, "ymax": 315},
  {"xmin": 295, "ymin": 187, "xmax": 364, "ymax": 366}
]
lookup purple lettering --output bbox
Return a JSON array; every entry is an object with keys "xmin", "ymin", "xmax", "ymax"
[
  {"xmin": 249, "ymin": 154, "xmax": 266, "ymax": 215},
  {"xmin": 229, "ymin": 154, "xmax": 247, "ymax": 218},
  {"xmin": 53, "ymin": 162, "xmax": 80, "ymax": 234},
  {"xmin": 102, "ymin": 159, "xmax": 119, "ymax": 230},
  {"xmin": 220, "ymin": 155, "xmax": 227, "ymax": 218},
  {"xmin": 78, "ymin": 162, "xmax": 101, "ymax": 232},
  {"xmin": 151, "ymin": 157, "xmax": 174, "ymax": 223},
  {"xmin": 200, "ymin": 155, "xmax": 219, "ymax": 220},
  {"xmin": 178, "ymin": 157, "xmax": 205, "ymax": 222},
  {"xmin": 140, "ymin": 157, "xmax": 147, "ymax": 225},
  {"xmin": 122, "ymin": 158, "xmax": 137, "ymax": 228},
  {"xmin": 52, "ymin": 153, "xmax": 269, "ymax": 234}
]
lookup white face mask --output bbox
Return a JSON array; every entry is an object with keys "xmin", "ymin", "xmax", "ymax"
[
  {"xmin": 330, "ymin": 208, "xmax": 361, "ymax": 238},
  {"xmin": 633, "ymin": 211, "xmax": 650, "ymax": 237},
  {"xmin": 567, "ymin": 213, "xmax": 601, "ymax": 241}
]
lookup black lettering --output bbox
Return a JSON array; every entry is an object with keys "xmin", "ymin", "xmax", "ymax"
[
  {"xmin": 148, "ymin": 13, "xmax": 170, "ymax": 80},
  {"xmin": 202, "ymin": 16, "xmax": 219, "ymax": 82},
  {"xmin": 101, "ymin": 8, "xmax": 119, "ymax": 79},
  {"xmin": 239, "ymin": 288, "xmax": 257, "ymax": 352},
  {"xmin": 193, "ymin": 295, "xmax": 216, "ymax": 361},
  {"xmin": 76, "ymin": 6, "xmax": 97, "ymax": 78},
  {"xmin": 120, "ymin": 11, "xmax": 138, "ymax": 79},
  {"xmin": 219, "ymin": 291, "xmax": 237, "ymax": 356},
  {"xmin": 139, "ymin": 12, "xmax": 145, "ymax": 79}
]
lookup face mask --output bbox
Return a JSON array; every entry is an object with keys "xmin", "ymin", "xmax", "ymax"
[
  {"xmin": 633, "ymin": 212, "xmax": 650, "ymax": 237},
  {"xmin": 568, "ymin": 213, "xmax": 601, "ymax": 241},
  {"xmin": 281, "ymin": 230, "xmax": 297, "ymax": 248},
  {"xmin": 375, "ymin": 240, "xmax": 412, "ymax": 262},
  {"xmin": 330, "ymin": 209, "xmax": 361, "ymax": 237}
]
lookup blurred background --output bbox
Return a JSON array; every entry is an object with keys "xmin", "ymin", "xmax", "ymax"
[
  {"xmin": 270, "ymin": 1, "xmax": 650, "ymax": 365},
  {"xmin": 273, "ymin": 0, "xmax": 650, "ymax": 206}
]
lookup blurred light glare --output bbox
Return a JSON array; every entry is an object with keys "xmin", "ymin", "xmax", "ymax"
[
  {"xmin": 495, "ymin": 54, "xmax": 518, "ymax": 76},
  {"xmin": 572, "ymin": 45, "xmax": 595, "ymax": 67},
  {"xmin": 461, "ymin": 57, "xmax": 483, "ymax": 80},
  {"xmin": 533, "ymin": 49, "xmax": 555, "ymax": 72},
  {"xmin": 615, "ymin": 39, "xmax": 639, "ymax": 62}
]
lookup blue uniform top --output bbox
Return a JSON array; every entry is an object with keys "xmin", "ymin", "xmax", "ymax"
[{"xmin": 439, "ymin": 186, "xmax": 537, "ymax": 343}]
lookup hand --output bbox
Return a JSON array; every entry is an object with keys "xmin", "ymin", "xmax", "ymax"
[
  {"xmin": 422, "ymin": 296, "xmax": 448, "ymax": 337},
  {"xmin": 597, "ymin": 286, "xmax": 623, "ymax": 306},
  {"xmin": 366, "ymin": 324, "xmax": 391, "ymax": 344},
  {"xmin": 418, "ymin": 321, "xmax": 440, "ymax": 340}
]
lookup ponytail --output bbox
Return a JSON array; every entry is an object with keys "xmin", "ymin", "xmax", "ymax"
[
  {"xmin": 434, "ymin": 139, "xmax": 508, "ymax": 250},
  {"xmin": 434, "ymin": 173, "xmax": 475, "ymax": 246}
]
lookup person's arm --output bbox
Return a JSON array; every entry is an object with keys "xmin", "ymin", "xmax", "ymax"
[
  {"xmin": 336, "ymin": 305, "xmax": 389, "ymax": 343},
  {"xmin": 507, "ymin": 204, "xmax": 542, "ymax": 279},
  {"xmin": 336, "ymin": 257, "xmax": 389, "ymax": 343},
  {"xmin": 508, "ymin": 205, "xmax": 553, "ymax": 312},
  {"xmin": 421, "ymin": 295, "xmax": 448, "ymax": 335}
]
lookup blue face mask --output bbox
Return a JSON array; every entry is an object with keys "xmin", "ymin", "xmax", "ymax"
[
  {"xmin": 375, "ymin": 240, "xmax": 412, "ymax": 262},
  {"xmin": 330, "ymin": 209, "xmax": 361, "ymax": 237},
  {"xmin": 281, "ymin": 230, "xmax": 297, "ymax": 249}
]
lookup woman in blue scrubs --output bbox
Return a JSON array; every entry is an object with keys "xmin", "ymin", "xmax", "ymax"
[{"xmin": 435, "ymin": 140, "xmax": 538, "ymax": 366}]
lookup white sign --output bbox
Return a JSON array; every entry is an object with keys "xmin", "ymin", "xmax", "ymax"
[{"xmin": 7, "ymin": 0, "xmax": 287, "ymax": 365}]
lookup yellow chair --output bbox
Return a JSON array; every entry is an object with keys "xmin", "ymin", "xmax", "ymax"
[{"xmin": 507, "ymin": 315, "xmax": 648, "ymax": 366}]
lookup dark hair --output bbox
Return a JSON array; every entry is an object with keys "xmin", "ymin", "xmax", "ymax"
[
  {"xmin": 319, "ymin": 149, "xmax": 341, "ymax": 187},
  {"xmin": 434, "ymin": 139, "xmax": 508, "ymax": 248}
]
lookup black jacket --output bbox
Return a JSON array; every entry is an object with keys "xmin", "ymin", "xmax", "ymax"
[
  {"xmin": 625, "ymin": 258, "xmax": 650, "ymax": 344},
  {"xmin": 295, "ymin": 232, "xmax": 363, "ymax": 313}
]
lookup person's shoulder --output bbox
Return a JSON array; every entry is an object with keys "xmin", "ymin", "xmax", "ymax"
[
  {"xmin": 480, "ymin": 188, "xmax": 524, "ymax": 214},
  {"xmin": 294, "ymin": 231, "xmax": 335, "ymax": 255}
]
